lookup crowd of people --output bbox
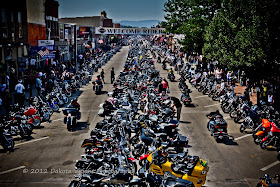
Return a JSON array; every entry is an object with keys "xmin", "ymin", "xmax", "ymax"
[
  {"xmin": 153, "ymin": 41, "xmax": 279, "ymax": 110},
  {"xmin": 0, "ymin": 48, "xmax": 97, "ymax": 117}
]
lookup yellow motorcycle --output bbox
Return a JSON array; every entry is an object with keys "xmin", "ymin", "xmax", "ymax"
[{"xmin": 147, "ymin": 147, "xmax": 209, "ymax": 187}]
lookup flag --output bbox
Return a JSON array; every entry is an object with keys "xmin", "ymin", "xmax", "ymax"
[{"xmin": 37, "ymin": 48, "xmax": 50, "ymax": 57}]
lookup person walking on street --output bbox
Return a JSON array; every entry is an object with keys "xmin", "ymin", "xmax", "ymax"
[
  {"xmin": 3, "ymin": 88, "xmax": 12, "ymax": 115},
  {"xmin": 100, "ymin": 69, "xmax": 105, "ymax": 84},
  {"xmin": 15, "ymin": 80, "xmax": 25, "ymax": 105},
  {"xmin": 162, "ymin": 79, "xmax": 169, "ymax": 93},
  {"xmin": 171, "ymin": 96, "xmax": 182, "ymax": 121},
  {"xmin": 227, "ymin": 71, "xmax": 231, "ymax": 85},
  {"xmin": 36, "ymin": 77, "xmax": 42, "ymax": 96},
  {"xmin": 110, "ymin": 67, "xmax": 115, "ymax": 84},
  {"xmin": 267, "ymin": 92, "xmax": 274, "ymax": 106},
  {"xmin": 231, "ymin": 78, "xmax": 236, "ymax": 93},
  {"xmin": 246, "ymin": 81, "xmax": 252, "ymax": 96}
]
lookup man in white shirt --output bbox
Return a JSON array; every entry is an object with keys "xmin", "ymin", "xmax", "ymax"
[
  {"xmin": 62, "ymin": 63, "xmax": 66, "ymax": 71},
  {"xmin": 15, "ymin": 80, "xmax": 25, "ymax": 105}
]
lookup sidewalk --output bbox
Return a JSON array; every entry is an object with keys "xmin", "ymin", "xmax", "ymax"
[
  {"xmin": 234, "ymin": 83, "xmax": 257, "ymax": 105},
  {"xmin": 0, "ymin": 87, "xmax": 39, "ymax": 117}
]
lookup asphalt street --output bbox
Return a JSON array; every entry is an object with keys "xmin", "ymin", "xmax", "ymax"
[
  {"xmin": 0, "ymin": 45, "xmax": 279, "ymax": 187},
  {"xmin": 154, "ymin": 53, "xmax": 280, "ymax": 187},
  {"xmin": 0, "ymin": 46, "xmax": 129, "ymax": 187}
]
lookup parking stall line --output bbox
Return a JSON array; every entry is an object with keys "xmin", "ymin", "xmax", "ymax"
[
  {"xmin": 195, "ymin": 95, "xmax": 209, "ymax": 99},
  {"xmin": 0, "ymin": 166, "xmax": 26, "ymax": 175},
  {"xmin": 234, "ymin": 134, "xmax": 252, "ymax": 141},
  {"xmin": 260, "ymin": 161, "xmax": 280, "ymax": 171},
  {"xmin": 204, "ymin": 103, "xmax": 220, "ymax": 108},
  {"xmin": 15, "ymin": 136, "xmax": 50, "ymax": 147}
]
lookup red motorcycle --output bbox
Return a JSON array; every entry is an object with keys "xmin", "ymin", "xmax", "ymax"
[
  {"xmin": 260, "ymin": 120, "xmax": 280, "ymax": 150},
  {"xmin": 24, "ymin": 107, "xmax": 41, "ymax": 128}
]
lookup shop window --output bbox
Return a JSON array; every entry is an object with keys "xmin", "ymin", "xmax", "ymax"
[
  {"xmin": 18, "ymin": 12, "xmax": 22, "ymax": 38},
  {"xmin": 1, "ymin": 9, "xmax": 8, "ymax": 38}
]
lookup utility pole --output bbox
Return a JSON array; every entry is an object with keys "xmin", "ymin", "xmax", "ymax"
[{"xmin": 74, "ymin": 25, "xmax": 77, "ymax": 69}]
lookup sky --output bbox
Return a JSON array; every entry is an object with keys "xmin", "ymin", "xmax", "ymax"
[{"xmin": 57, "ymin": 0, "xmax": 168, "ymax": 22}]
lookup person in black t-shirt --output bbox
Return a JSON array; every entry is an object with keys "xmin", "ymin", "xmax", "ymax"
[
  {"xmin": 171, "ymin": 96, "xmax": 182, "ymax": 121},
  {"xmin": 110, "ymin": 67, "xmax": 115, "ymax": 84}
]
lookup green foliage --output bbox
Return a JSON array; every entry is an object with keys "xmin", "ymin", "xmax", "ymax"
[
  {"xmin": 162, "ymin": 0, "xmax": 221, "ymax": 54},
  {"xmin": 162, "ymin": 0, "xmax": 280, "ymax": 79},
  {"xmin": 203, "ymin": 0, "xmax": 280, "ymax": 79}
]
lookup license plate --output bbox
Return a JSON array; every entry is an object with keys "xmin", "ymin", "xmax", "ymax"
[{"xmin": 218, "ymin": 129, "xmax": 223, "ymax": 131}]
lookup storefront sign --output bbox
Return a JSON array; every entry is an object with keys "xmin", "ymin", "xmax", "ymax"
[
  {"xmin": 41, "ymin": 53, "xmax": 56, "ymax": 59},
  {"xmin": 95, "ymin": 27, "xmax": 166, "ymax": 35},
  {"xmin": 65, "ymin": 29, "xmax": 69, "ymax": 39},
  {"xmin": 79, "ymin": 27, "xmax": 88, "ymax": 35},
  {"xmin": 58, "ymin": 46, "xmax": 69, "ymax": 51},
  {"xmin": 38, "ymin": 40, "xmax": 54, "ymax": 47},
  {"xmin": 55, "ymin": 41, "xmax": 68, "ymax": 46},
  {"xmin": 39, "ymin": 45, "xmax": 54, "ymax": 50}
]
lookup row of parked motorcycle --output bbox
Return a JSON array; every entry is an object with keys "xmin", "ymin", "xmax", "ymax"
[
  {"xmin": 0, "ymin": 64, "xmax": 93, "ymax": 151},
  {"xmin": 152, "ymin": 45, "xmax": 280, "ymax": 185},
  {"xmin": 62, "ymin": 46, "xmax": 122, "ymax": 131},
  {"xmin": 0, "ymin": 46, "xmax": 122, "ymax": 151},
  {"xmin": 177, "ymin": 62, "xmax": 280, "ymax": 161},
  {"xmin": 69, "ymin": 38, "xmax": 209, "ymax": 187}
]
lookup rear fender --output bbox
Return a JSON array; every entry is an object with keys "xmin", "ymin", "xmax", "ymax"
[
  {"xmin": 262, "ymin": 137, "xmax": 268, "ymax": 142},
  {"xmin": 128, "ymin": 157, "xmax": 136, "ymax": 162},
  {"xmin": 139, "ymin": 154, "xmax": 150, "ymax": 161},
  {"xmin": 256, "ymin": 131, "xmax": 265, "ymax": 136}
]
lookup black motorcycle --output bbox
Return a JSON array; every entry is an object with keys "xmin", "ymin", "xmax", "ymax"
[
  {"xmin": 162, "ymin": 63, "xmax": 167, "ymax": 70},
  {"xmin": 0, "ymin": 125, "xmax": 14, "ymax": 151},
  {"xmin": 92, "ymin": 81, "xmax": 103, "ymax": 95},
  {"xmin": 63, "ymin": 107, "xmax": 80, "ymax": 131},
  {"xmin": 168, "ymin": 73, "xmax": 175, "ymax": 82},
  {"xmin": 206, "ymin": 112, "xmax": 228, "ymax": 142},
  {"xmin": 181, "ymin": 89, "xmax": 192, "ymax": 106}
]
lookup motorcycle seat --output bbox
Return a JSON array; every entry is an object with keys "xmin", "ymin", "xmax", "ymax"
[{"xmin": 171, "ymin": 164, "xmax": 192, "ymax": 175}]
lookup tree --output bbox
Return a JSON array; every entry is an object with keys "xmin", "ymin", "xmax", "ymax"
[
  {"xmin": 162, "ymin": 0, "xmax": 222, "ymax": 54},
  {"xmin": 203, "ymin": 0, "xmax": 280, "ymax": 80}
]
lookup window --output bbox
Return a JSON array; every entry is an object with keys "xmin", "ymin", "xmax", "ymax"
[
  {"xmin": 18, "ymin": 12, "xmax": 21, "ymax": 23},
  {"xmin": 11, "ymin": 12, "xmax": 15, "ymax": 41},
  {"xmin": 11, "ymin": 12, "xmax": 14, "ymax": 22},
  {"xmin": 1, "ymin": 9, "xmax": 8, "ymax": 38},
  {"xmin": 54, "ymin": 22, "xmax": 57, "ymax": 36},
  {"xmin": 18, "ymin": 12, "xmax": 22, "ymax": 38}
]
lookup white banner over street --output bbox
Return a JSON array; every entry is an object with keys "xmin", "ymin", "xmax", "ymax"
[{"xmin": 95, "ymin": 27, "xmax": 166, "ymax": 35}]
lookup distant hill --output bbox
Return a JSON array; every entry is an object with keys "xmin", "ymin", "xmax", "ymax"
[{"xmin": 119, "ymin": 20, "xmax": 161, "ymax": 28}]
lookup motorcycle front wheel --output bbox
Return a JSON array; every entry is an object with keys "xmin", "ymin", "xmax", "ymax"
[
  {"xmin": 53, "ymin": 104, "xmax": 59, "ymax": 112},
  {"xmin": 1, "ymin": 138, "xmax": 14, "ymax": 151},
  {"xmin": 32, "ymin": 118, "xmax": 41, "ymax": 127},
  {"xmin": 67, "ymin": 120, "xmax": 72, "ymax": 131},
  {"xmin": 43, "ymin": 113, "xmax": 50, "ymax": 121},
  {"xmin": 239, "ymin": 125, "xmax": 246, "ymax": 133},
  {"xmin": 234, "ymin": 116, "xmax": 241, "ymax": 123},
  {"xmin": 132, "ymin": 146, "xmax": 144, "ymax": 158},
  {"xmin": 260, "ymin": 142, "xmax": 268, "ymax": 150},
  {"xmin": 128, "ymin": 160, "xmax": 137, "ymax": 175}
]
